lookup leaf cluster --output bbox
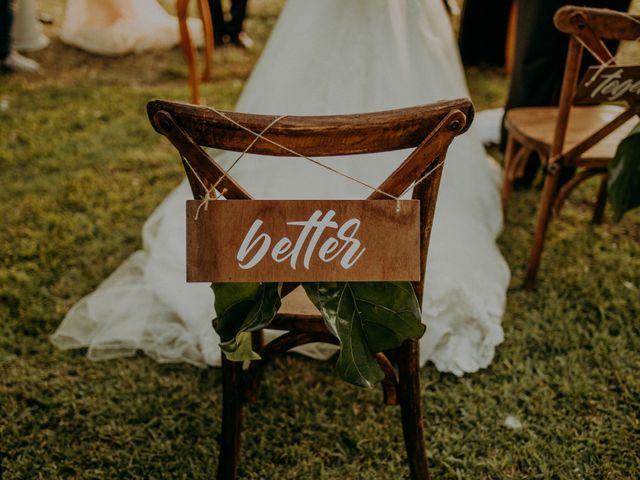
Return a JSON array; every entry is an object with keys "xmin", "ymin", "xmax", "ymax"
[
  {"xmin": 212, "ymin": 281, "xmax": 424, "ymax": 387},
  {"xmin": 608, "ymin": 121, "xmax": 640, "ymax": 223}
]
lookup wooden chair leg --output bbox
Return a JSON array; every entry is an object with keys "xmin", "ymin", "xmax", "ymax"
[
  {"xmin": 592, "ymin": 174, "xmax": 608, "ymax": 225},
  {"xmin": 197, "ymin": 0, "xmax": 214, "ymax": 82},
  {"xmin": 514, "ymin": 148, "xmax": 536, "ymax": 180},
  {"xmin": 524, "ymin": 167, "xmax": 561, "ymax": 291},
  {"xmin": 177, "ymin": 0, "xmax": 200, "ymax": 104},
  {"xmin": 501, "ymin": 134, "xmax": 517, "ymax": 217},
  {"xmin": 218, "ymin": 356, "xmax": 244, "ymax": 480},
  {"xmin": 398, "ymin": 339, "xmax": 430, "ymax": 480}
]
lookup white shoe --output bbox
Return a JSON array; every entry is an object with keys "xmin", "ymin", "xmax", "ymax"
[
  {"xmin": 1, "ymin": 51, "xmax": 41, "ymax": 73},
  {"xmin": 231, "ymin": 32, "xmax": 255, "ymax": 50}
]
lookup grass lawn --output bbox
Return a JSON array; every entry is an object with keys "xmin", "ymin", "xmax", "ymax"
[{"xmin": 1, "ymin": 1, "xmax": 639, "ymax": 478}]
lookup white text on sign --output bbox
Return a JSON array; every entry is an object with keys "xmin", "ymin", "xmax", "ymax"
[
  {"xmin": 237, "ymin": 210, "xmax": 366, "ymax": 270},
  {"xmin": 186, "ymin": 199, "xmax": 420, "ymax": 282},
  {"xmin": 574, "ymin": 65, "xmax": 640, "ymax": 104}
]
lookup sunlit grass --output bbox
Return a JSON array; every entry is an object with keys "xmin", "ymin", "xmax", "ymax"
[{"xmin": 1, "ymin": 1, "xmax": 639, "ymax": 478}]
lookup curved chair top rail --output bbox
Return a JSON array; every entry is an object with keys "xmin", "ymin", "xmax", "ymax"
[
  {"xmin": 147, "ymin": 98, "xmax": 474, "ymax": 157},
  {"xmin": 554, "ymin": 6, "xmax": 640, "ymax": 41}
]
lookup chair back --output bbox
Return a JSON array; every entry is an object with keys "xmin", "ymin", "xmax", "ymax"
[
  {"xmin": 147, "ymin": 99, "xmax": 473, "ymax": 295},
  {"xmin": 550, "ymin": 6, "xmax": 640, "ymax": 162}
]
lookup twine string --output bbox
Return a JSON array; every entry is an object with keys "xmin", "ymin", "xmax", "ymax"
[
  {"xmin": 399, "ymin": 159, "xmax": 446, "ymax": 199},
  {"xmin": 212, "ymin": 114, "xmax": 288, "ymax": 200},
  {"xmin": 204, "ymin": 106, "xmax": 403, "ymax": 201},
  {"xmin": 187, "ymin": 115, "xmax": 287, "ymax": 219},
  {"xmin": 182, "ymin": 155, "xmax": 218, "ymax": 220},
  {"xmin": 576, "ymin": 10, "xmax": 640, "ymax": 72},
  {"xmin": 582, "ymin": 54, "xmax": 617, "ymax": 87}
]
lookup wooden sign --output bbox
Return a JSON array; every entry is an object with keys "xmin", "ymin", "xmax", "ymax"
[
  {"xmin": 186, "ymin": 200, "xmax": 420, "ymax": 282},
  {"xmin": 574, "ymin": 65, "xmax": 640, "ymax": 105}
]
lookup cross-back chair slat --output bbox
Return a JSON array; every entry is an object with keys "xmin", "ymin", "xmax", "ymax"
[
  {"xmin": 148, "ymin": 98, "xmax": 473, "ymax": 480},
  {"xmin": 552, "ymin": 7, "xmax": 640, "ymax": 158},
  {"xmin": 554, "ymin": 6, "xmax": 640, "ymax": 42},
  {"xmin": 148, "ymin": 99, "xmax": 473, "ymax": 156}
]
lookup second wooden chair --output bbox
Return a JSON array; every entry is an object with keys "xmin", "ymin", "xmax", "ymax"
[{"xmin": 502, "ymin": 6, "xmax": 639, "ymax": 290}]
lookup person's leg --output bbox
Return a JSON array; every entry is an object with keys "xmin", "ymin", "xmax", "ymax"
[
  {"xmin": 227, "ymin": 0, "xmax": 247, "ymax": 38},
  {"xmin": 458, "ymin": 0, "xmax": 513, "ymax": 67},
  {"xmin": 0, "ymin": 0, "xmax": 40, "ymax": 73},
  {"xmin": 227, "ymin": 0, "xmax": 253, "ymax": 48},
  {"xmin": 505, "ymin": 1, "xmax": 567, "ymax": 121},
  {"xmin": 500, "ymin": 1, "xmax": 563, "ymax": 184},
  {"xmin": 0, "ymin": 0, "xmax": 15, "ymax": 61},
  {"xmin": 208, "ymin": 0, "xmax": 226, "ymax": 45}
]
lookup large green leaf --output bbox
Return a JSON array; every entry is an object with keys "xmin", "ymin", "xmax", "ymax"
[
  {"xmin": 212, "ymin": 282, "xmax": 282, "ymax": 361},
  {"xmin": 608, "ymin": 121, "xmax": 640, "ymax": 223},
  {"xmin": 223, "ymin": 332, "xmax": 261, "ymax": 362},
  {"xmin": 303, "ymin": 282, "xmax": 424, "ymax": 388}
]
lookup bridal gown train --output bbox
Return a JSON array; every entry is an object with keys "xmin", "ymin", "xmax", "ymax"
[{"xmin": 52, "ymin": 0, "xmax": 510, "ymax": 376}]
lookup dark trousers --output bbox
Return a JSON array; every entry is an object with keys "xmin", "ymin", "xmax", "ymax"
[
  {"xmin": 459, "ymin": 0, "xmax": 512, "ymax": 67},
  {"xmin": 501, "ymin": 0, "xmax": 631, "ymax": 154},
  {"xmin": 0, "ymin": 0, "xmax": 15, "ymax": 60},
  {"xmin": 208, "ymin": 0, "xmax": 247, "ymax": 43}
]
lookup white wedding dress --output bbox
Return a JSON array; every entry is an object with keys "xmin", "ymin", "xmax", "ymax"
[
  {"xmin": 52, "ymin": 0, "xmax": 510, "ymax": 376},
  {"xmin": 60, "ymin": 0, "xmax": 203, "ymax": 55}
]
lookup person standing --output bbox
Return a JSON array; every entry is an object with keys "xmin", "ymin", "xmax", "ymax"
[
  {"xmin": 208, "ymin": 0, "xmax": 253, "ymax": 48},
  {"xmin": 458, "ymin": 0, "xmax": 512, "ymax": 67},
  {"xmin": 0, "ymin": 0, "xmax": 40, "ymax": 73}
]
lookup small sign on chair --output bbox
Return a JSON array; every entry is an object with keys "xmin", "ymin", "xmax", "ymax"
[
  {"xmin": 186, "ymin": 200, "xmax": 421, "ymax": 282},
  {"xmin": 574, "ymin": 65, "xmax": 640, "ymax": 105}
]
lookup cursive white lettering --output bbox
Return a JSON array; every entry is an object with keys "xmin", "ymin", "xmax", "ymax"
[
  {"xmin": 589, "ymin": 68, "xmax": 640, "ymax": 101},
  {"xmin": 288, "ymin": 210, "xmax": 338, "ymax": 269},
  {"xmin": 337, "ymin": 219, "xmax": 366, "ymax": 268},
  {"xmin": 235, "ymin": 210, "xmax": 366, "ymax": 271},
  {"xmin": 237, "ymin": 220, "xmax": 271, "ymax": 269}
]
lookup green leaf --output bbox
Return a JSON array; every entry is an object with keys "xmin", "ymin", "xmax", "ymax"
[
  {"xmin": 223, "ymin": 332, "xmax": 261, "ymax": 362},
  {"xmin": 212, "ymin": 282, "xmax": 282, "ymax": 361},
  {"xmin": 303, "ymin": 282, "xmax": 424, "ymax": 388},
  {"xmin": 608, "ymin": 121, "xmax": 640, "ymax": 223}
]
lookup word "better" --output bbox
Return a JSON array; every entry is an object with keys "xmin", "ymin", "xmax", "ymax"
[{"xmin": 236, "ymin": 210, "xmax": 366, "ymax": 270}]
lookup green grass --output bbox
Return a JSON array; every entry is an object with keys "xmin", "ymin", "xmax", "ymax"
[{"xmin": 1, "ymin": 1, "xmax": 639, "ymax": 478}]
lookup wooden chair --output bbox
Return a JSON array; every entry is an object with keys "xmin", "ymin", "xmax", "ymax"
[
  {"xmin": 502, "ymin": 6, "xmax": 640, "ymax": 290},
  {"xmin": 147, "ymin": 97, "xmax": 475, "ymax": 479},
  {"xmin": 177, "ymin": 0, "xmax": 215, "ymax": 104}
]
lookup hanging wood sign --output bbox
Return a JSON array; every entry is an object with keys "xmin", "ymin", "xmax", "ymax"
[
  {"xmin": 186, "ymin": 199, "xmax": 421, "ymax": 282},
  {"xmin": 574, "ymin": 65, "xmax": 640, "ymax": 105}
]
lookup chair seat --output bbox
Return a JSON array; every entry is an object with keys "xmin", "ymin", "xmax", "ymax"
[
  {"xmin": 505, "ymin": 105, "xmax": 636, "ymax": 164},
  {"xmin": 279, "ymin": 286, "xmax": 319, "ymax": 316}
]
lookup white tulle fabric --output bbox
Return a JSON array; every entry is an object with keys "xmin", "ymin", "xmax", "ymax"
[
  {"xmin": 60, "ymin": 0, "xmax": 203, "ymax": 55},
  {"xmin": 52, "ymin": 0, "xmax": 510, "ymax": 376}
]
